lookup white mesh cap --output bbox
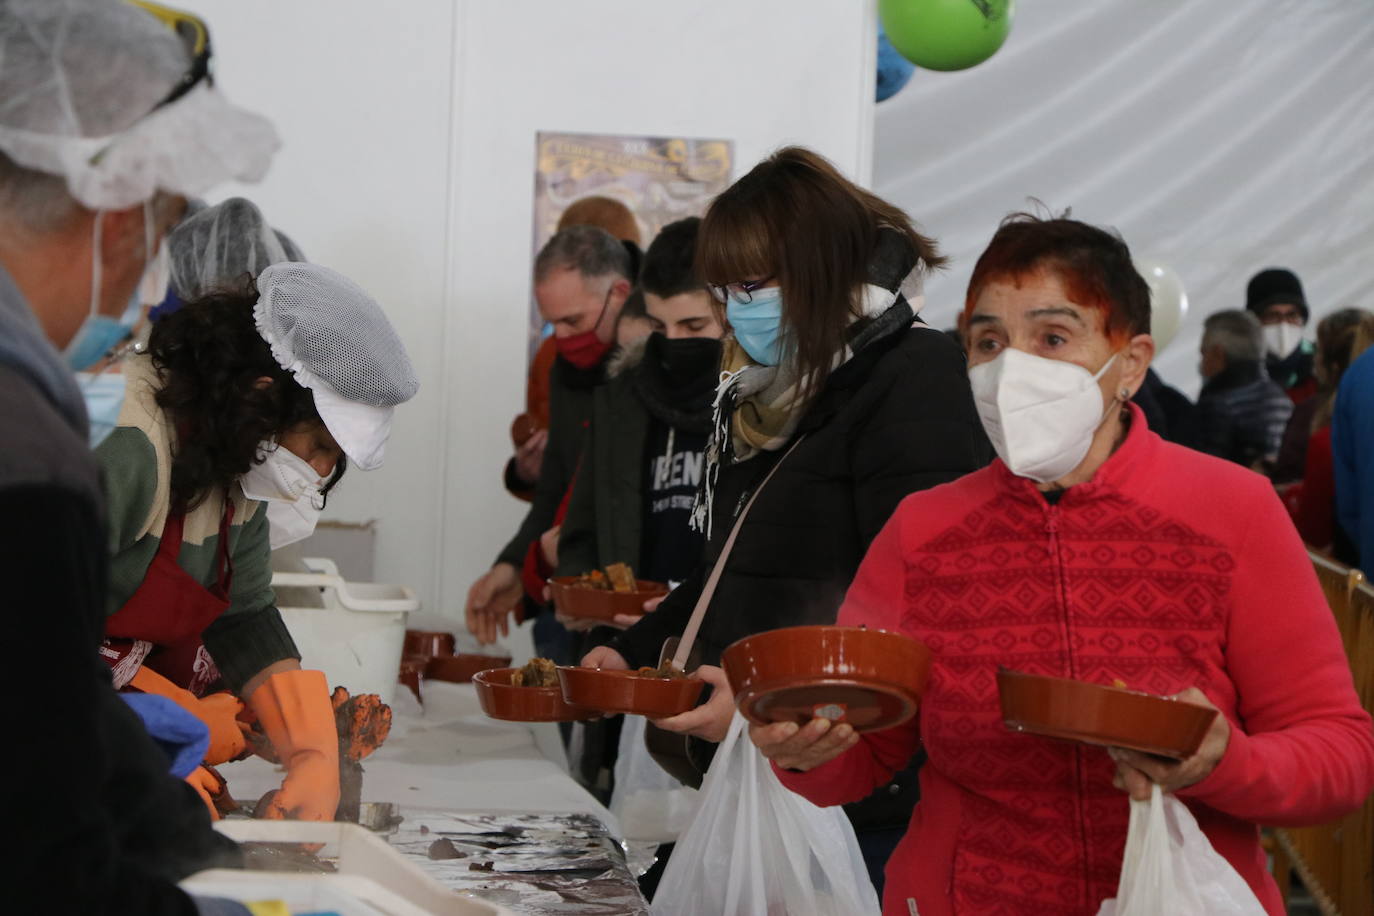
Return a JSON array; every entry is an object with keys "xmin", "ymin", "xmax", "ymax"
[
  {"xmin": 168, "ymin": 197, "xmax": 295, "ymax": 299},
  {"xmin": 255, "ymin": 263, "xmax": 420, "ymax": 471},
  {"xmin": 0, "ymin": 0, "xmax": 279, "ymax": 210}
]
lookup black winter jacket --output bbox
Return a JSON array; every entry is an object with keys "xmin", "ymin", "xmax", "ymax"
[
  {"xmin": 610, "ymin": 322, "xmax": 992, "ymax": 826},
  {"xmin": 611, "ymin": 323, "xmax": 991, "ymax": 669},
  {"xmin": 496, "ymin": 356, "xmax": 602, "ymax": 569}
]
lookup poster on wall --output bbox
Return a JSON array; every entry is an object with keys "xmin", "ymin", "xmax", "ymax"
[{"xmin": 529, "ymin": 131, "xmax": 734, "ymax": 362}]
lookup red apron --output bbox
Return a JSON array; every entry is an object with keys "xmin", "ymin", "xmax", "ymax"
[{"xmin": 101, "ymin": 498, "xmax": 236, "ymax": 697}]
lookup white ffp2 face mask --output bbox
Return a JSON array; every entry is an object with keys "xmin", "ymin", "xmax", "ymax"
[
  {"xmin": 969, "ymin": 348, "xmax": 1119, "ymax": 484},
  {"xmin": 1262, "ymin": 322, "xmax": 1303, "ymax": 361},
  {"xmin": 240, "ymin": 442, "xmax": 328, "ymax": 549}
]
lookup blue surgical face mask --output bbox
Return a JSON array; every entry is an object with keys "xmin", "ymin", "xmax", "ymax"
[
  {"xmin": 65, "ymin": 295, "xmax": 141, "ymax": 372},
  {"xmin": 726, "ymin": 286, "xmax": 785, "ymax": 367},
  {"xmin": 65, "ymin": 203, "xmax": 154, "ymax": 372},
  {"xmin": 77, "ymin": 369, "xmax": 128, "ymax": 448}
]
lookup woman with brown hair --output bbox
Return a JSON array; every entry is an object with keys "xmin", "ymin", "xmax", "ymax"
[{"xmin": 582, "ymin": 146, "xmax": 991, "ymax": 891}]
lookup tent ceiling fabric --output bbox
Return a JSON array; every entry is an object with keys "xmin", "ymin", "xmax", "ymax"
[{"xmin": 873, "ymin": 0, "xmax": 1374, "ymax": 396}]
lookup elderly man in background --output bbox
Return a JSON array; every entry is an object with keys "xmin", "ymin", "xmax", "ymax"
[
  {"xmin": 1191, "ymin": 309, "xmax": 1294, "ymax": 469},
  {"xmin": 0, "ymin": 1, "xmax": 277, "ymax": 912}
]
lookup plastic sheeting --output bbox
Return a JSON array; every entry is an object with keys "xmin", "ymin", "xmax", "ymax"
[{"xmin": 874, "ymin": 0, "xmax": 1374, "ymax": 396}]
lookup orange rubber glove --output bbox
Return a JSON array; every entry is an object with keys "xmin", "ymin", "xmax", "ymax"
[
  {"xmin": 185, "ymin": 765, "xmax": 222, "ymax": 820},
  {"xmin": 129, "ymin": 665, "xmax": 246, "ymax": 765},
  {"xmin": 248, "ymin": 669, "xmax": 340, "ymax": 821}
]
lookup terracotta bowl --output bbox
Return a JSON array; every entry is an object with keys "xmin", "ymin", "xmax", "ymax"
[
  {"xmin": 558, "ymin": 666, "xmax": 704, "ymax": 718},
  {"xmin": 996, "ymin": 668, "xmax": 1219, "ymax": 759},
  {"xmin": 425, "ymin": 653, "xmax": 512, "ymax": 684},
  {"xmin": 510, "ymin": 413, "xmax": 540, "ymax": 448},
  {"xmin": 473, "ymin": 668, "xmax": 598, "ymax": 722},
  {"xmin": 398, "ymin": 654, "xmax": 427, "ymax": 702},
  {"xmin": 548, "ymin": 577, "xmax": 669, "ymax": 622},
  {"xmin": 721, "ymin": 625, "xmax": 932, "ymax": 732},
  {"xmin": 403, "ymin": 629, "xmax": 456, "ymax": 659}
]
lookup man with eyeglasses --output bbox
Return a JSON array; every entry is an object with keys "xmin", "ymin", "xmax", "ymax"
[
  {"xmin": 0, "ymin": 1, "xmax": 277, "ymax": 911},
  {"xmin": 466, "ymin": 226, "xmax": 636, "ymax": 662}
]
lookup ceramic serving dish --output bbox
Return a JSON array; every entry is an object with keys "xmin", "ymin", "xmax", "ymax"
[
  {"xmin": 557, "ymin": 666, "xmax": 704, "ymax": 718},
  {"xmin": 548, "ymin": 576, "xmax": 669, "ymax": 621},
  {"xmin": 473, "ymin": 668, "xmax": 598, "ymax": 722},
  {"xmin": 425, "ymin": 653, "xmax": 512, "ymax": 684},
  {"xmin": 397, "ymin": 654, "xmax": 427, "ymax": 702},
  {"xmin": 996, "ymin": 668, "xmax": 1218, "ymax": 759},
  {"xmin": 403, "ymin": 629, "xmax": 457, "ymax": 659},
  {"xmin": 721, "ymin": 625, "xmax": 932, "ymax": 732},
  {"xmin": 510, "ymin": 413, "xmax": 540, "ymax": 447}
]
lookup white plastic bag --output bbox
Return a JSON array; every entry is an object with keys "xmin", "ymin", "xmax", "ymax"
[
  {"xmin": 610, "ymin": 715, "xmax": 699, "ymax": 844},
  {"xmin": 1097, "ymin": 784, "xmax": 1266, "ymax": 916},
  {"xmin": 651, "ymin": 713, "xmax": 881, "ymax": 916}
]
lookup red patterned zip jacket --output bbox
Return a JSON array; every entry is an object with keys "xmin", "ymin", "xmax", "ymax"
[{"xmin": 777, "ymin": 404, "xmax": 1374, "ymax": 915}]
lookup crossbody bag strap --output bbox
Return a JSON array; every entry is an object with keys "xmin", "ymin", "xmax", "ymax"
[{"xmin": 670, "ymin": 435, "xmax": 806, "ymax": 671}]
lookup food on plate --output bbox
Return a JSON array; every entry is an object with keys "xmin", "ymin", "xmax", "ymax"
[
  {"xmin": 511, "ymin": 657, "xmax": 560, "ymax": 688},
  {"xmin": 572, "ymin": 563, "xmax": 638, "ymax": 593},
  {"xmin": 605, "ymin": 562, "xmax": 636, "ymax": 593},
  {"xmin": 635, "ymin": 663, "xmax": 689, "ymax": 680}
]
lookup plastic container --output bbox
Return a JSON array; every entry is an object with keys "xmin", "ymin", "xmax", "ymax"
[
  {"xmin": 184, "ymin": 819, "xmax": 514, "ymax": 915},
  {"xmin": 274, "ymin": 558, "xmax": 418, "ymax": 704}
]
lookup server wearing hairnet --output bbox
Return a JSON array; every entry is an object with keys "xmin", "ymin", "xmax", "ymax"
[
  {"xmin": 0, "ymin": 0, "xmax": 277, "ymax": 911},
  {"xmin": 80, "ymin": 196, "xmax": 306, "ymax": 447},
  {"xmin": 96, "ymin": 261, "xmax": 419, "ymax": 823}
]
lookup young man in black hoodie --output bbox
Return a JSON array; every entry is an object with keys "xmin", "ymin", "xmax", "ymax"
[
  {"xmin": 553, "ymin": 217, "xmax": 724, "ymax": 898},
  {"xmin": 555, "ymin": 217, "xmax": 724, "ymax": 597}
]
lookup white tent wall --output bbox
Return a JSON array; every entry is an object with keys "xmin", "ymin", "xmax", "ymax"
[
  {"xmin": 874, "ymin": 0, "xmax": 1374, "ymax": 398},
  {"xmin": 179, "ymin": 0, "xmax": 878, "ymax": 617}
]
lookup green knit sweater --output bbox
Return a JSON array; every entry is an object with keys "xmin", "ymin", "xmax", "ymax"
[{"xmin": 95, "ymin": 356, "xmax": 298, "ymax": 693}]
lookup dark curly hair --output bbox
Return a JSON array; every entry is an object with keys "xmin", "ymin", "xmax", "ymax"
[{"xmin": 148, "ymin": 283, "xmax": 345, "ymax": 512}]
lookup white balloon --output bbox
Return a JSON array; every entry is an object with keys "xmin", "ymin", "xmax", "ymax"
[{"xmin": 1135, "ymin": 257, "xmax": 1188, "ymax": 355}]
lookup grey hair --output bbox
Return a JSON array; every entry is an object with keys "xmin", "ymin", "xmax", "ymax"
[
  {"xmin": 0, "ymin": 150, "xmax": 181, "ymax": 241},
  {"xmin": 1202, "ymin": 309, "xmax": 1264, "ymax": 363},
  {"xmin": 533, "ymin": 225, "xmax": 632, "ymax": 286},
  {"xmin": 0, "ymin": 151, "xmax": 80, "ymax": 233}
]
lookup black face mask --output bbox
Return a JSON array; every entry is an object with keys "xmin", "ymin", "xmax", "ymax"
[{"xmin": 647, "ymin": 333, "xmax": 723, "ymax": 393}]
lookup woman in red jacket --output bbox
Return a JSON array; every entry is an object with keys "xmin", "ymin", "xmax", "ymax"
[{"xmin": 751, "ymin": 214, "xmax": 1374, "ymax": 916}]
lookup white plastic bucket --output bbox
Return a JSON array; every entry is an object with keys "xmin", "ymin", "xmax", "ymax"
[{"xmin": 273, "ymin": 557, "xmax": 417, "ymax": 704}]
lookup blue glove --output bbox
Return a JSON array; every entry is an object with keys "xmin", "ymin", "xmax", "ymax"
[{"xmin": 120, "ymin": 693, "xmax": 210, "ymax": 778}]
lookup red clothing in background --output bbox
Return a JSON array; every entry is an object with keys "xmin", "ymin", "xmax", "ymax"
[
  {"xmin": 1283, "ymin": 425, "xmax": 1335, "ymax": 548},
  {"xmin": 778, "ymin": 405, "xmax": 1374, "ymax": 916}
]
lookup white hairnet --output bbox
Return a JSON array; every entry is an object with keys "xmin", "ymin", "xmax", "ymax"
[
  {"xmin": 167, "ymin": 196, "xmax": 299, "ymax": 299},
  {"xmin": 255, "ymin": 263, "xmax": 419, "ymax": 470},
  {"xmin": 0, "ymin": 0, "xmax": 278, "ymax": 210}
]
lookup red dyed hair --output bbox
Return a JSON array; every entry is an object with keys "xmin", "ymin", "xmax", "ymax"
[{"xmin": 963, "ymin": 214, "xmax": 1150, "ymax": 346}]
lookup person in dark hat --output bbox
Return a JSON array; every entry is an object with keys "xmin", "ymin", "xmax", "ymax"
[{"xmin": 1246, "ymin": 267, "xmax": 1317, "ymax": 403}]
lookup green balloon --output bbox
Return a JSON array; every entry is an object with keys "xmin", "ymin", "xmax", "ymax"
[{"xmin": 879, "ymin": 0, "xmax": 1014, "ymax": 72}]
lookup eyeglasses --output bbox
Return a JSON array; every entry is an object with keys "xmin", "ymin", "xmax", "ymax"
[
  {"xmin": 708, "ymin": 276, "xmax": 776, "ymax": 305},
  {"xmin": 127, "ymin": 1, "xmax": 214, "ymax": 110}
]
